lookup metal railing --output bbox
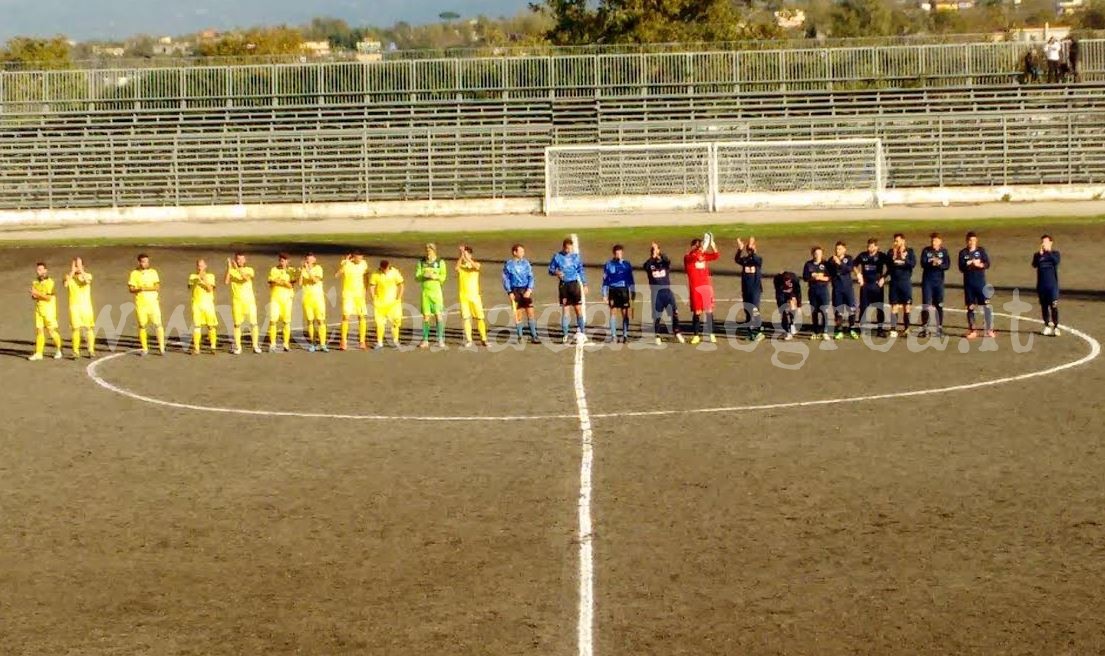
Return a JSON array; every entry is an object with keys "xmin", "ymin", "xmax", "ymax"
[
  {"xmin": 3, "ymin": 40, "xmax": 1101, "ymax": 114},
  {"xmin": 2, "ymin": 108, "xmax": 1102, "ymax": 211}
]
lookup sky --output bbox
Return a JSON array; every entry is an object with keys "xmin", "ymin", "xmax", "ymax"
[{"xmin": 0, "ymin": 0, "xmax": 529, "ymax": 41}]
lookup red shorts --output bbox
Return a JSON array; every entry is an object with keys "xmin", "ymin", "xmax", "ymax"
[{"xmin": 690, "ymin": 284, "xmax": 715, "ymax": 313}]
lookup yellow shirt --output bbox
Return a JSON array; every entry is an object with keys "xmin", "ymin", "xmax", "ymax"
[
  {"xmin": 456, "ymin": 263, "xmax": 481, "ymax": 300},
  {"xmin": 370, "ymin": 267, "xmax": 404, "ymax": 304},
  {"xmin": 227, "ymin": 266, "xmax": 256, "ymax": 305},
  {"xmin": 33, "ymin": 277, "xmax": 57, "ymax": 309},
  {"xmin": 300, "ymin": 264, "xmax": 324, "ymax": 294},
  {"xmin": 268, "ymin": 266, "xmax": 296, "ymax": 303},
  {"xmin": 340, "ymin": 259, "xmax": 369, "ymax": 298},
  {"xmin": 128, "ymin": 268, "xmax": 160, "ymax": 301},
  {"xmin": 65, "ymin": 273, "xmax": 93, "ymax": 309},
  {"xmin": 188, "ymin": 272, "xmax": 216, "ymax": 308}
]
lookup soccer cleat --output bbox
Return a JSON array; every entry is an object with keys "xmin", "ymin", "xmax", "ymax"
[
  {"xmin": 985, "ymin": 330, "xmax": 996, "ymax": 339},
  {"xmin": 576, "ymin": 332, "xmax": 588, "ymax": 344},
  {"xmin": 708, "ymin": 334, "xmax": 717, "ymax": 344},
  {"xmin": 307, "ymin": 344, "xmax": 316, "ymax": 353},
  {"xmin": 1042, "ymin": 326, "xmax": 1053, "ymax": 336},
  {"xmin": 917, "ymin": 329, "xmax": 929, "ymax": 339},
  {"xmin": 437, "ymin": 339, "xmax": 446, "ymax": 349},
  {"xmin": 809, "ymin": 334, "xmax": 819, "ymax": 341},
  {"xmin": 189, "ymin": 349, "xmax": 200, "ymax": 356},
  {"xmin": 480, "ymin": 339, "xmax": 489, "ymax": 347},
  {"xmin": 888, "ymin": 329, "xmax": 899, "ymax": 339},
  {"xmin": 359, "ymin": 342, "xmax": 368, "ymax": 351},
  {"xmin": 753, "ymin": 332, "xmax": 765, "ymax": 342},
  {"xmin": 1054, "ymin": 327, "xmax": 1062, "ymax": 337},
  {"xmin": 530, "ymin": 336, "xmax": 542, "ymax": 345},
  {"xmin": 935, "ymin": 328, "xmax": 945, "ymax": 338},
  {"xmin": 464, "ymin": 340, "xmax": 474, "ymax": 349},
  {"xmin": 72, "ymin": 352, "xmax": 83, "ymax": 360},
  {"xmin": 320, "ymin": 344, "xmax": 330, "ymax": 353},
  {"xmin": 654, "ymin": 336, "xmax": 663, "ymax": 346},
  {"xmin": 965, "ymin": 330, "xmax": 979, "ymax": 340},
  {"xmin": 232, "ymin": 347, "xmax": 242, "ymax": 355},
  {"xmin": 418, "ymin": 340, "xmax": 430, "ymax": 349},
  {"xmin": 675, "ymin": 333, "xmax": 686, "ymax": 344},
  {"xmin": 252, "ymin": 346, "xmax": 262, "ymax": 354},
  {"xmin": 690, "ymin": 335, "xmax": 701, "ymax": 345},
  {"xmin": 139, "ymin": 349, "xmax": 149, "ymax": 357},
  {"xmin": 849, "ymin": 330, "xmax": 860, "ymax": 340},
  {"xmin": 783, "ymin": 333, "xmax": 794, "ymax": 341},
  {"xmin": 269, "ymin": 344, "xmax": 279, "ymax": 353},
  {"xmin": 374, "ymin": 342, "xmax": 385, "ymax": 350},
  {"xmin": 27, "ymin": 353, "xmax": 43, "ymax": 361},
  {"xmin": 833, "ymin": 331, "xmax": 844, "ymax": 340}
]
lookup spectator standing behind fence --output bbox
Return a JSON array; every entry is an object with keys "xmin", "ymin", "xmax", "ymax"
[
  {"xmin": 1022, "ymin": 48, "xmax": 1040, "ymax": 84},
  {"xmin": 1067, "ymin": 37, "xmax": 1080, "ymax": 83},
  {"xmin": 1045, "ymin": 37, "xmax": 1062, "ymax": 83}
]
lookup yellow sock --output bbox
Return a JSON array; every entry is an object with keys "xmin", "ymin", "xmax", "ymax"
[
  {"xmin": 208, "ymin": 327, "xmax": 217, "ymax": 350},
  {"xmin": 318, "ymin": 322, "xmax": 327, "ymax": 346},
  {"xmin": 35, "ymin": 331, "xmax": 45, "ymax": 356},
  {"xmin": 358, "ymin": 318, "xmax": 367, "ymax": 345},
  {"xmin": 51, "ymin": 329, "xmax": 62, "ymax": 351},
  {"xmin": 250, "ymin": 325, "xmax": 259, "ymax": 350},
  {"xmin": 463, "ymin": 318, "xmax": 473, "ymax": 343},
  {"xmin": 233, "ymin": 326, "xmax": 242, "ymax": 350},
  {"xmin": 139, "ymin": 327, "xmax": 148, "ymax": 351},
  {"xmin": 307, "ymin": 322, "xmax": 315, "ymax": 343},
  {"xmin": 477, "ymin": 319, "xmax": 487, "ymax": 342},
  {"xmin": 193, "ymin": 328, "xmax": 202, "ymax": 352},
  {"xmin": 282, "ymin": 323, "xmax": 291, "ymax": 349},
  {"xmin": 375, "ymin": 320, "xmax": 385, "ymax": 345},
  {"xmin": 72, "ymin": 328, "xmax": 82, "ymax": 355},
  {"xmin": 391, "ymin": 322, "xmax": 400, "ymax": 343},
  {"xmin": 340, "ymin": 319, "xmax": 349, "ymax": 346},
  {"xmin": 86, "ymin": 328, "xmax": 96, "ymax": 355},
  {"xmin": 156, "ymin": 326, "xmax": 165, "ymax": 351},
  {"xmin": 268, "ymin": 324, "xmax": 278, "ymax": 347}
]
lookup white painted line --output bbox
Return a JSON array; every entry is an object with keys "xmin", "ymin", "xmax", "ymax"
[
  {"xmin": 591, "ymin": 310, "xmax": 1102, "ymax": 418},
  {"xmin": 573, "ymin": 340, "xmax": 595, "ymax": 656}
]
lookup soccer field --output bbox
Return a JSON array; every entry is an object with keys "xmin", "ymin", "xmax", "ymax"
[{"xmin": 2, "ymin": 218, "xmax": 1105, "ymax": 655}]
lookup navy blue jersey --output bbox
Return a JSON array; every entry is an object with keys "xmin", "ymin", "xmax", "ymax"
[
  {"xmin": 1032, "ymin": 250, "xmax": 1061, "ymax": 290},
  {"xmin": 886, "ymin": 247, "xmax": 916, "ymax": 286},
  {"xmin": 920, "ymin": 246, "xmax": 951, "ymax": 284},
  {"xmin": 802, "ymin": 259, "xmax": 830, "ymax": 289},
  {"xmin": 773, "ymin": 271, "xmax": 802, "ymax": 306},
  {"xmin": 854, "ymin": 250, "xmax": 889, "ymax": 288},
  {"xmin": 958, "ymin": 246, "xmax": 990, "ymax": 287},
  {"xmin": 642, "ymin": 255, "xmax": 673, "ymax": 288},
  {"xmin": 735, "ymin": 250, "xmax": 763, "ymax": 292},
  {"xmin": 825, "ymin": 254, "xmax": 855, "ymax": 291}
]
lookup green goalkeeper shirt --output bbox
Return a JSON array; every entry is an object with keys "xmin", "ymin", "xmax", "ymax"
[{"xmin": 416, "ymin": 257, "xmax": 447, "ymax": 297}]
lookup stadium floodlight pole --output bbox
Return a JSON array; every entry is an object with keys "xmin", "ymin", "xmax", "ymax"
[{"xmin": 544, "ymin": 145, "xmax": 554, "ymax": 216}]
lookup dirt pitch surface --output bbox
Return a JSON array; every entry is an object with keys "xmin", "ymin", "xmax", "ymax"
[{"xmin": 1, "ymin": 222, "xmax": 1104, "ymax": 655}]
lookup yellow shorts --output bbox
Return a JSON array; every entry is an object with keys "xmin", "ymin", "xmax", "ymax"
[
  {"xmin": 269, "ymin": 298, "xmax": 293, "ymax": 324},
  {"xmin": 303, "ymin": 294, "xmax": 327, "ymax": 322},
  {"xmin": 232, "ymin": 299, "xmax": 258, "ymax": 326},
  {"xmin": 459, "ymin": 295, "xmax": 485, "ymax": 320},
  {"xmin": 342, "ymin": 295, "xmax": 368, "ymax": 317},
  {"xmin": 374, "ymin": 301, "xmax": 403, "ymax": 323},
  {"xmin": 192, "ymin": 302, "xmax": 218, "ymax": 327},
  {"xmin": 135, "ymin": 299, "xmax": 162, "ymax": 327},
  {"xmin": 69, "ymin": 303, "xmax": 95, "ymax": 329},
  {"xmin": 35, "ymin": 305, "xmax": 58, "ymax": 330}
]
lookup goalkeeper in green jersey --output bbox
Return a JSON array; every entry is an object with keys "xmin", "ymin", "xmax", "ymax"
[{"xmin": 416, "ymin": 243, "xmax": 448, "ymax": 349}]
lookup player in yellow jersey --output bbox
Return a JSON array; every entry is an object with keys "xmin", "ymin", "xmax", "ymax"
[
  {"xmin": 225, "ymin": 252, "xmax": 260, "ymax": 355},
  {"xmin": 369, "ymin": 260, "xmax": 405, "ymax": 349},
  {"xmin": 64, "ymin": 256, "xmax": 96, "ymax": 358},
  {"xmin": 456, "ymin": 244, "xmax": 488, "ymax": 347},
  {"xmin": 29, "ymin": 262, "xmax": 63, "ymax": 361},
  {"xmin": 299, "ymin": 252, "xmax": 329, "ymax": 353},
  {"xmin": 187, "ymin": 259, "xmax": 219, "ymax": 355},
  {"xmin": 127, "ymin": 253, "xmax": 165, "ymax": 356},
  {"xmin": 336, "ymin": 251, "xmax": 369, "ymax": 350},
  {"xmin": 267, "ymin": 253, "xmax": 297, "ymax": 352}
]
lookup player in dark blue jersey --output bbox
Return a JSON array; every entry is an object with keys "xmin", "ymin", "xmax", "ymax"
[
  {"xmin": 773, "ymin": 270, "xmax": 802, "ymax": 341},
  {"xmin": 825, "ymin": 241, "xmax": 859, "ymax": 340},
  {"xmin": 854, "ymin": 238, "xmax": 890, "ymax": 337},
  {"xmin": 643, "ymin": 242, "xmax": 684, "ymax": 344},
  {"xmin": 886, "ymin": 233, "xmax": 917, "ymax": 338},
  {"xmin": 1032, "ymin": 234, "xmax": 1062, "ymax": 336},
  {"xmin": 958, "ymin": 231, "xmax": 994, "ymax": 339},
  {"xmin": 802, "ymin": 246, "xmax": 831, "ymax": 340},
  {"xmin": 734, "ymin": 236, "xmax": 764, "ymax": 341},
  {"xmin": 919, "ymin": 232, "xmax": 951, "ymax": 338}
]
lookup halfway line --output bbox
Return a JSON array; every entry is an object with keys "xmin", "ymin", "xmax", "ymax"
[{"xmin": 573, "ymin": 340, "xmax": 596, "ymax": 656}]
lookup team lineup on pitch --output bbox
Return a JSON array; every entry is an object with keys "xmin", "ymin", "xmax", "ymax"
[{"xmin": 5, "ymin": 219, "xmax": 1105, "ymax": 655}]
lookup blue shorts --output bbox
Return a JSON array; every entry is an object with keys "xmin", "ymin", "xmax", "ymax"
[
  {"xmin": 832, "ymin": 285, "xmax": 856, "ymax": 310},
  {"xmin": 651, "ymin": 287, "xmax": 677, "ymax": 317},
  {"xmin": 808, "ymin": 286, "xmax": 830, "ymax": 309},
  {"xmin": 922, "ymin": 280, "xmax": 945, "ymax": 306},
  {"xmin": 964, "ymin": 283, "xmax": 991, "ymax": 307},
  {"xmin": 1038, "ymin": 287, "xmax": 1059, "ymax": 306},
  {"xmin": 888, "ymin": 281, "xmax": 912, "ymax": 305},
  {"xmin": 741, "ymin": 280, "xmax": 762, "ymax": 309},
  {"xmin": 860, "ymin": 285, "xmax": 884, "ymax": 310}
]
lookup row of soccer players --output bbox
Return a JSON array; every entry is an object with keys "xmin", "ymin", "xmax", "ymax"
[{"xmin": 27, "ymin": 232, "xmax": 1061, "ymax": 359}]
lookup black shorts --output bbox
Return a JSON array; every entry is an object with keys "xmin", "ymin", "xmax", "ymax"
[
  {"xmin": 808, "ymin": 285, "xmax": 830, "ymax": 309},
  {"xmin": 964, "ymin": 283, "xmax": 991, "ymax": 307},
  {"xmin": 1038, "ymin": 288, "xmax": 1059, "ymax": 307},
  {"xmin": 888, "ymin": 281, "xmax": 912, "ymax": 305},
  {"xmin": 608, "ymin": 287, "xmax": 631, "ymax": 309},
  {"xmin": 559, "ymin": 280, "xmax": 583, "ymax": 307},
  {"xmin": 922, "ymin": 280, "xmax": 945, "ymax": 306},
  {"xmin": 510, "ymin": 287, "xmax": 533, "ymax": 309},
  {"xmin": 832, "ymin": 285, "xmax": 856, "ymax": 310}
]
